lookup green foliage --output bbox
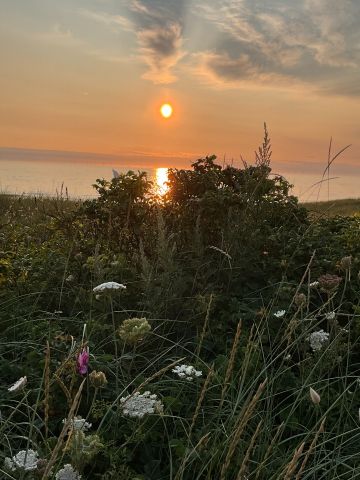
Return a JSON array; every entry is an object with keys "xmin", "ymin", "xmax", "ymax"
[{"xmin": 1, "ymin": 129, "xmax": 360, "ymax": 479}]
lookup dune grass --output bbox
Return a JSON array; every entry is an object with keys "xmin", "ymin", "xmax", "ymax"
[{"xmin": 303, "ymin": 198, "xmax": 360, "ymax": 217}]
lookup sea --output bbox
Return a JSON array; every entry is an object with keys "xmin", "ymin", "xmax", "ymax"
[{"xmin": 0, "ymin": 158, "xmax": 359, "ymax": 202}]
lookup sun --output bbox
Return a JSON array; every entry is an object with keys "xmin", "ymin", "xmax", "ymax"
[{"xmin": 160, "ymin": 103, "xmax": 173, "ymax": 119}]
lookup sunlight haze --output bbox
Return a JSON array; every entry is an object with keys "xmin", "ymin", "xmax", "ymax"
[{"xmin": 1, "ymin": 0, "xmax": 359, "ymax": 200}]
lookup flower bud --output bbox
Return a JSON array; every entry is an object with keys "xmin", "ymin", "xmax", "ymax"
[
  {"xmin": 295, "ymin": 293, "xmax": 306, "ymax": 307},
  {"xmin": 89, "ymin": 370, "xmax": 107, "ymax": 388},
  {"xmin": 340, "ymin": 256, "xmax": 352, "ymax": 270},
  {"xmin": 309, "ymin": 387, "xmax": 321, "ymax": 405},
  {"xmin": 318, "ymin": 274, "xmax": 342, "ymax": 293}
]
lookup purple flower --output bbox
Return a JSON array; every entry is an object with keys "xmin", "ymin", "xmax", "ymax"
[{"xmin": 77, "ymin": 348, "xmax": 89, "ymax": 375}]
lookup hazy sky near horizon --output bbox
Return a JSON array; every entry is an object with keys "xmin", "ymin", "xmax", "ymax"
[{"xmin": 1, "ymin": 0, "xmax": 360, "ymax": 177}]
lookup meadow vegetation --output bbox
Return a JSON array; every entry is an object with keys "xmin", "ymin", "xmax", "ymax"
[{"xmin": 1, "ymin": 130, "xmax": 360, "ymax": 479}]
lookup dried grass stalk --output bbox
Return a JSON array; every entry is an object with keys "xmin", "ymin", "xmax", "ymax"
[
  {"xmin": 236, "ymin": 419, "xmax": 263, "ymax": 480},
  {"xmin": 196, "ymin": 294, "xmax": 214, "ymax": 357},
  {"xmin": 295, "ymin": 417, "xmax": 326, "ymax": 480},
  {"xmin": 42, "ymin": 378, "xmax": 86, "ymax": 479},
  {"xmin": 283, "ymin": 442, "xmax": 305, "ymax": 480},
  {"xmin": 220, "ymin": 319, "xmax": 242, "ymax": 408},
  {"xmin": 220, "ymin": 378, "xmax": 267, "ymax": 480}
]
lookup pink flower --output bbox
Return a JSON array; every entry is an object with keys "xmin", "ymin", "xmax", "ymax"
[{"xmin": 77, "ymin": 347, "xmax": 89, "ymax": 375}]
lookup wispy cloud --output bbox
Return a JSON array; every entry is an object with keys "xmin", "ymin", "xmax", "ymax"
[
  {"xmin": 34, "ymin": 24, "xmax": 84, "ymax": 48},
  {"xmin": 79, "ymin": 8, "xmax": 133, "ymax": 32},
  {"xmin": 127, "ymin": 0, "xmax": 187, "ymax": 84},
  {"xmin": 137, "ymin": 22, "xmax": 184, "ymax": 83},
  {"xmin": 191, "ymin": 0, "xmax": 360, "ymax": 95}
]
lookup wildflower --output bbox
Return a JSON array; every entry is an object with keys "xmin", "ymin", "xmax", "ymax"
[
  {"xmin": 309, "ymin": 387, "xmax": 321, "ymax": 405},
  {"xmin": 63, "ymin": 416, "xmax": 92, "ymax": 432},
  {"xmin": 340, "ymin": 256, "xmax": 352, "ymax": 270},
  {"xmin": 89, "ymin": 370, "xmax": 107, "ymax": 388},
  {"xmin": 8, "ymin": 376, "xmax": 27, "ymax": 393},
  {"xmin": 274, "ymin": 310, "xmax": 286, "ymax": 318},
  {"xmin": 66, "ymin": 274, "xmax": 75, "ymax": 283},
  {"xmin": 325, "ymin": 311, "xmax": 336, "ymax": 321},
  {"xmin": 295, "ymin": 293, "xmax": 306, "ymax": 307},
  {"xmin": 93, "ymin": 281, "xmax": 126, "ymax": 293},
  {"xmin": 120, "ymin": 391, "xmax": 164, "ymax": 419},
  {"xmin": 309, "ymin": 281, "xmax": 319, "ymax": 288},
  {"xmin": 172, "ymin": 364, "xmax": 202, "ymax": 381},
  {"xmin": 77, "ymin": 347, "xmax": 89, "ymax": 375},
  {"xmin": 318, "ymin": 274, "xmax": 342, "ymax": 293},
  {"xmin": 55, "ymin": 464, "xmax": 82, "ymax": 480},
  {"xmin": 4, "ymin": 449, "xmax": 38, "ymax": 471},
  {"xmin": 118, "ymin": 317, "xmax": 151, "ymax": 344},
  {"xmin": 308, "ymin": 330, "xmax": 330, "ymax": 352}
]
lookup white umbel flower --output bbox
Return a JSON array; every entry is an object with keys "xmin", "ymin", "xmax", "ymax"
[
  {"xmin": 55, "ymin": 464, "xmax": 82, "ymax": 480},
  {"xmin": 172, "ymin": 364, "xmax": 202, "ymax": 381},
  {"xmin": 120, "ymin": 391, "xmax": 164, "ymax": 418},
  {"xmin": 325, "ymin": 311, "xmax": 336, "ymax": 320},
  {"xmin": 93, "ymin": 282, "xmax": 126, "ymax": 293},
  {"xmin": 309, "ymin": 281, "xmax": 319, "ymax": 288},
  {"xmin": 4, "ymin": 449, "xmax": 38, "ymax": 471},
  {"xmin": 8, "ymin": 376, "xmax": 27, "ymax": 393},
  {"xmin": 274, "ymin": 310, "xmax": 286, "ymax": 318},
  {"xmin": 63, "ymin": 416, "xmax": 92, "ymax": 431},
  {"xmin": 308, "ymin": 330, "xmax": 330, "ymax": 352}
]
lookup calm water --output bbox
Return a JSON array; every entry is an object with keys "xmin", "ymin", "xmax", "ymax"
[{"xmin": 0, "ymin": 158, "xmax": 359, "ymax": 201}]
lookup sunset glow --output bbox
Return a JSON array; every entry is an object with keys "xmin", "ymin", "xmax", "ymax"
[
  {"xmin": 0, "ymin": 1, "xmax": 359, "ymax": 200},
  {"xmin": 160, "ymin": 104, "xmax": 173, "ymax": 119},
  {"xmin": 155, "ymin": 167, "xmax": 169, "ymax": 195}
]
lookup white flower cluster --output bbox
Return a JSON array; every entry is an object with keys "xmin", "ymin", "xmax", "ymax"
[
  {"xmin": 4, "ymin": 449, "xmax": 38, "ymax": 472},
  {"xmin": 308, "ymin": 330, "xmax": 330, "ymax": 352},
  {"xmin": 55, "ymin": 464, "xmax": 82, "ymax": 480},
  {"xmin": 93, "ymin": 282, "xmax": 126, "ymax": 293},
  {"xmin": 172, "ymin": 364, "xmax": 202, "ymax": 381},
  {"xmin": 63, "ymin": 416, "xmax": 92, "ymax": 431},
  {"xmin": 309, "ymin": 281, "xmax": 319, "ymax": 288},
  {"xmin": 8, "ymin": 376, "xmax": 27, "ymax": 393},
  {"xmin": 325, "ymin": 311, "xmax": 336, "ymax": 320},
  {"xmin": 120, "ymin": 391, "xmax": 164, "ymax": 419},
  {"xmin": 274, "ymin": 310, "xmax": 286, "ymax": 318}
]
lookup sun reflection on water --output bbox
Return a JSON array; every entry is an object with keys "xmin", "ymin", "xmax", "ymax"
[{"xmin": 155, "ymin": 168, "xmax": 169, "ymax": 195}]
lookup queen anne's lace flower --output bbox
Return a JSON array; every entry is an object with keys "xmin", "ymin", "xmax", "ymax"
[
  {"xmin": 172, "ymin": 364, "xmax": 202, "ymax": 381},
  {"xmin": 63, "ymin": 416, "xmax": 92, "ymax": 431},
  {"xmin": 55, "ymin": 464, "xmax": 82, "ymax": 480},
  {"xmin": 8, "ymin": 376, "xmax": 27, "ymax": 393},
  {"xmin": 274, "ymin": 310, "xmax": 286, "ymax": 318},
  {"xmin": 118, "ymin": 317, "xmax": 151, "ymax": 344},
  {"xmin": 308, "ymin": 330, "xmax": 330, "ymax": 352},
  {"xmin": 309, "ymin": 281, "xmax": 319, "ymax": 288},
  {"xmin": 120, "ymin": 391, "xmax": 164, "ymax": 418},
  {"xmin": 325, "ymin": 311, "xmax": 336, "ymax": 320},
  {"xmin": 93, "ymin": 282, "xmax": 126, "ymax": 293},
  {"xmin": 4, "ymin": 449, "xmax": 38, "ymax": 471}
]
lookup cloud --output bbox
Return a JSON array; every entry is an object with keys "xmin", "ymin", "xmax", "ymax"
[
  {"xmin": 79, "ymin": 9, "xmax": 132, "ymax": 32},
  {"xmin": 193, "ymin": 50, "xmax": 303, "ymax": 92},
  {"xmin": 127, "ymin": 0, "xmax": 187, "ymax": 84},
  {"xmin": 137, "ymin": 23, "xmax": 184, "ymax": 83},
  {"xmin": 192, "ymin": 0, "xmax": 360, "ymax": 96},
  {"xmin": 34, "ymin": 24, "xmax": 84, "ymax": 48}
]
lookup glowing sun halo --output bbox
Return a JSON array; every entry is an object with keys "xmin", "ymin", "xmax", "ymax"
[{"xmin": 160, "ymin": 103, "xmax": 173, "ymax": 118}]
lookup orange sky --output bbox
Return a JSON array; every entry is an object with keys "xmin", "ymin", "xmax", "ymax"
[{"xmin": 1, "ymin": 0, "xmax": 360, "ymax": 184}]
